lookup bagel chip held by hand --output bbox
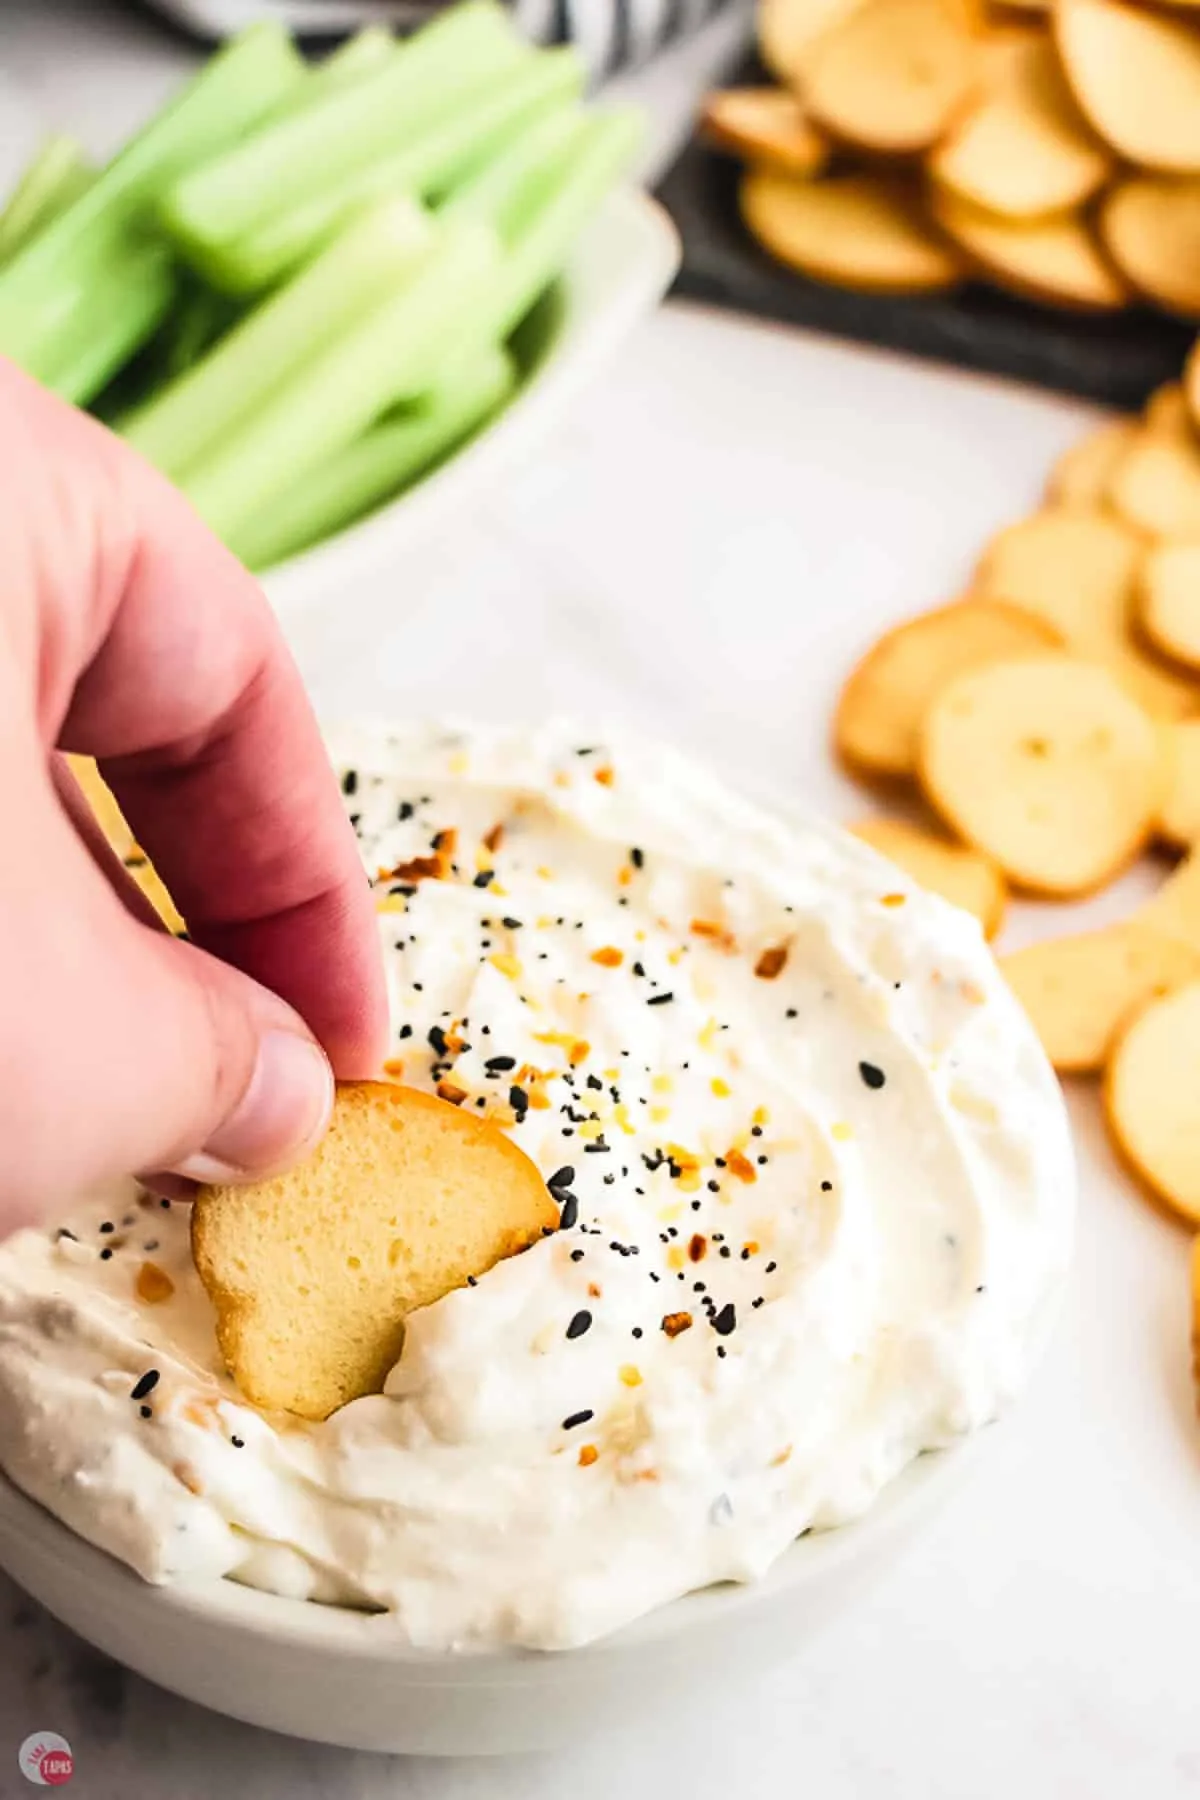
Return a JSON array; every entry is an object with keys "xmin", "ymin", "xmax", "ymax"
[
  {"xmin": 918, "ymin": 654, "xmax": 1164, "ymax": 895},
  {"xmin": 192, "ymin": 1083, "xmax": 558, "ymax": 1421}
]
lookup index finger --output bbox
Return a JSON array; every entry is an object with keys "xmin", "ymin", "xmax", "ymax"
[{"xmin": 7, "ymin": 361, "xmax": 388, "ymax": 1076}]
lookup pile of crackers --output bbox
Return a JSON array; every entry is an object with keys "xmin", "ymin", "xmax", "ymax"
[
  {"xmin": 704, "ymin": 0, "xmax": 1200, "ymax": 315},
  {"xmin": 833, "ymin": 377, "xmax": 1200, "ymax": 1359}
]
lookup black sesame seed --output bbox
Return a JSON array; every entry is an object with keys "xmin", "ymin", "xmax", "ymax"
[
  {"xmin": 231, "ymin": 1436, "xmax": 245, "ymax": 1448},
  {"xmin": 549, "ymin": 1166, "xmax": 575, "ymax": 1192},
  {"xmin": 398, "ymin": 1023, "xmax": 413, "ymax": 1040},
  {"xmin": 485, "ymin": 1055, "xmax": 517, "ymax": 1073},
  {"xmin": 765, "ymin": 1261, "xmax": 777, "ymax": 1274},
  {"xmin": 859, "ymin": 1061, "xmax": 886, "ymax": 1090},
  {"xmin": 473, "ymin": 870, "xmax": 494, "ymax": 889},
  {"xmin": 821, "ymin": 1180, "xmax": 833, "ymax": 1192},
  {"xmin": 99, "ymin": 1222, "xmax": 115, "ymax": 1235},
  {"xmin": 341, "ymin": 770, "xmax": 358, "ymax": 796},
  {"xmin": 713, "ymin": 1303, "xmax": 737, "ymax": 1336},
  {"xmin": 140, "ymin": 1405, "xmax": 153, "ymax": 1419},
  {"xmin": 570, "ymin": 1249, "xmax": 585, "ymax": 1263},
  {"xmin": 466, "ymin": 1275, "xmax": 478, "ymax": 1287},
  {"xmin": 131, "ymin": 1370, "xmax": 160, "ymax": 1401},
  {"xmin": 100, "ymin": 1248, "xmax": 113, "ymax": 1260},
  {"xmin": 160, "ymin": 1198, "xmax": 171, "ymax": 1209},
  {"xmin": 563, "ymin": 1409, "xmax": 594, "ymax": 1431},
  {"xmin": 785, "ymin": 1008, "xmax": 798, "ymax": 1019},
  {"xmin": 566, "ymin": 1310, "xmax": 592, "ymax": 1340},
  {"xmin": 502, "ymin": 917, "xmax": 523, "ymax": 930},
  {"xmin": 558, "ymin": 1192, "xmax": 580, "ymax": 1230},
  {"xmin": 398, "ymin": 801, "xmax": 414, "ymax": 821},
  {"xmin": 646, "ymin": 992, "xmax": 674, "ymax": 1006}
]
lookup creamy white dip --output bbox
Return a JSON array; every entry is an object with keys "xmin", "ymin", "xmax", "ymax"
[{"xmin": 0, "ymin": 722, "xmax": 1073, "ymax": 1651}]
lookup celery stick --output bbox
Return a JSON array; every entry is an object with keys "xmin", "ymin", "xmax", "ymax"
[
  {"xmin": 486, "ymin": 111, "xmax": 644, "ymax": 340},
  {"xmin": 122, "ymin": 197, "xmax": 431, "ymax": 477},
  {"xmin": 41, "ymin": 241, "xmax": 177, "ymax": 406},
  {"xmin": 440, "ymin": 106, "xmax": 583, "ymax": 242},
  {"xmin": 213, "ymin": 49, "xmax": 583, "ymax": 296},
  {"xmin": 180, "ymin": 220, "xmax": 497, "ymax": 543},
  {"xmin": 162, "ymin": 283, "xmax": 238, "ymax": 380},
  {"xmin": 0, "ymin": 24, "xmax": 304, "ymax": 369},
  {"xmin": 0, "ymin": 137, "xmax": 93, "ymax": 264},
  {"xmin": 288, "ymin": 25, "xmax": 396, "ymax": 101},
  {"xmin": 161, "ymin": 3, "xmax": 522, "ymax": 258},
  {"xmin": 233, "ymin": 347, "xmax": 515, "ymax": 569}
]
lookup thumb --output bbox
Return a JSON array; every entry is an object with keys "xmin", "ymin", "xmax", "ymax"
[{"xmin": 2, "ymin": 775, "xmax": 335, "ymax": 1227}]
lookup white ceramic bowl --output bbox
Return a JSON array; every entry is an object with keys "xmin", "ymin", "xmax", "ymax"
[
  {"xmin": 0, "ymin": 1437, "xmax": 983, "ymax": 1755},
  {"xmin": 260, "ymin": 187, "xmax": 681, "ymax": 616}
]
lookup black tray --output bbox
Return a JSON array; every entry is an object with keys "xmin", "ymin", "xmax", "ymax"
[{"xmin": 656, "ymin": 115, "xmax": 1193, "ymax": 411}]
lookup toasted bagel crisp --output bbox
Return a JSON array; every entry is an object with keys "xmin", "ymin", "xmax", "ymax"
[{"xmin": 192, "ymin": 1082, "xmax": 558, "ymax": 1421}]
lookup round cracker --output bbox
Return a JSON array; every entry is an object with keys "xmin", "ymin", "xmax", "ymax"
[
  {"xmin": 1001, "ymin": 921, "xmax": 1200, "ymax": 1071},
  {"xmin": 759, "ymin": 0, "xmax": 864, "ymax": 82},
  {"xmin": 928, "ymin": 34, "xmax": 1110, "ymax": 219},
  {"xmin": 1106, "ymin": 428, "xmax": 1200, "ymax": 539},
  {"xmin": 918, "ymin": 653, "xmax": 1165, "ymax": 894},
  {"xmin": 1055, "ymin": 0, "xmax": 1200, "ymax": 175},
  {"xmin": 803, "ymin": 0, "xmax": 981, "ymax": 155},
  {"xmin": 1138, "ymin": 541, "xmax": 1200, "ymax": 673},
  {"xmin": 1185, "ymin": 339, "xmax": 1200, "ymax": 436},
  {"xmin": 1139, "ymin": 846, "xmax": 1200, "ymax": 944},
  {"xmin": 929, "ymin": 185, "xmax": 1130, "ymax": 310},
  {"xmin": 1044, "ymin": 418, "xmax": 1139, "ymax": 510},
  {"xmin": 973, "ymin": 506, "xmax": 1196, "ymax": 719},
  {"xmin": 1105, "ymin": 980, "xmax": 1200, "ymax": 1227},
  {"xmin": 851, "ymin": 815, "xmax": 1007, "ymax": 935},
  {"xmin": 1099, "ymin": 177, "xmax": 1200, "ymax": 319},
  {"xmin": 701, "ymin": 88, "xmax": 831, "ymax": 177},
  {"xmin": 835, "ymin": 596, "xmax": 1059, "ymax": 778},
  {"xmin": 1146, "ymin": 381, "xmax": 1193, "ymax": 438},
  {"xmin": 740, "ymin": 168, "xmax": 963, "ymax": 294},
  {"xmin": 1157, "ymin": 718, "xmax": 1200, "ymax": 847}
]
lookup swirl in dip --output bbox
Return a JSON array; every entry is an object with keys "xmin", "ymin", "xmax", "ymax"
[{"xmin": 0, "ymin": 723, "xmax": 1074, "ymax": 1651}]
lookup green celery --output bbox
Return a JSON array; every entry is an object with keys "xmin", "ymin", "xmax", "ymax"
[
  {"xmin": 485, "ymin": 111, "xmax": 644, "ymax": 341},
  {"xmin": 440, "ymin": 105, "xmax": 583, "ymax": 242},
  {"xmin": 278, "ymin": 25, "xmax": 396, "ymax": 109},
  {"xmin": 41, "ymin": 241, "xmax": 177, "ymax": 406},
  {"xmin": 211, "ymin": 47, "xmax": 583, "ymax": 296},
  {"xmin": 160, "ymin": 3, "xmax": 522, "ymax": 262},
  {"xmin": 122, "ymin": 197, "xmax": 431, "ymax": 477},
  {"xmin": 0, "ymin": 23, "xmax": 305, "ymax": 371},
  {"xmin": 181, "ymin": 219, "xmax": 497, "ymax": 543},
  {"xmin": 233, "ymin": 347, "xmax": 515, "ymax": 569},
  {"xmin": 0, "ymin": 137, "xmax": 93, "ymax": 264}
]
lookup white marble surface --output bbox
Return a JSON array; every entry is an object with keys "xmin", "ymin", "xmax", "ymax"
[{"xmin": 1, "ymin": 6, "xmax": 1199, "ymax": 1798}]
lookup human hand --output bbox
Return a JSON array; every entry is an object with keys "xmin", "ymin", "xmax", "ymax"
[{"xmin": 0, "ymin": 361, "xmax": 389, "ymax": 1230}]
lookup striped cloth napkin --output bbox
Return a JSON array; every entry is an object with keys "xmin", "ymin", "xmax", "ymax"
[{"xmin": 138, "ymin": 0, "xmax": 745, "ymax": 80}]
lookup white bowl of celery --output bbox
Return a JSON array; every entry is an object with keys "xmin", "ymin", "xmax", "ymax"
[{"xmin": 0, "ymin": 2, "xmax": 679, "ymax": 589}]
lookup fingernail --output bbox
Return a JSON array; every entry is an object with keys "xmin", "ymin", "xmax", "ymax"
[{"xmin": 173, "ymin": 1032, "xmax": 334, "ymax": 1184}]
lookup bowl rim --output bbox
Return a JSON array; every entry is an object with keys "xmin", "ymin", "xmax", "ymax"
[{"xmin": 0, "ymin": 1433, "xmax": 984, "ymax": 1671}]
